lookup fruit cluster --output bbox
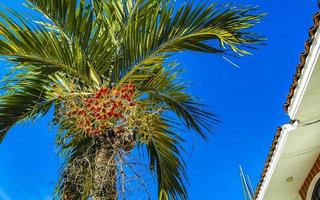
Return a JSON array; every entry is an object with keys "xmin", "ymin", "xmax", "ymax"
[{"xmin": 64, "ymin": 84, "xmax": 136, "ymax": 137}]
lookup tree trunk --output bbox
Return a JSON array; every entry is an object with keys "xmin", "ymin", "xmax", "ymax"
[
  {"xmin": 62, "ymin": 174, "xmax": 83, "ymax": 200},
  {"xmin": 93, "ymin": 138, "xmax": 117, "ymax": 200}
]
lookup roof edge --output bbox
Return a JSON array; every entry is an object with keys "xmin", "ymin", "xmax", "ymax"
[
  {"xmin": 284, "ymin": 12, "xmax": 320, "ymax": 112},
  {"xmin": 253, "ymin": 123, "xmax": 298, "ymax": 199}
]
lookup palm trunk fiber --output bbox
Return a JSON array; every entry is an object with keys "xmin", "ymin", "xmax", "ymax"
[{"xmin": 93, "ymin": 139, "xmax": 117, "ymax": 200}]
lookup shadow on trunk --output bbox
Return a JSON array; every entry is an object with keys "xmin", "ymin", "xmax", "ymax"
[
  {"xmin": 93, "ymin": 137, "xmax": 117, "ymax": 200},
  {"xmin": 59, "ymin": 128, "xmax": 146, "ymax": 200}
]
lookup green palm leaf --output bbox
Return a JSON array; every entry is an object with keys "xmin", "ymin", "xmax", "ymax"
[
  {"xmin": 144, "ymin": 116, "xmax": 188, "ymax": 200},
  {"xmin": 0, "ymin": 65, "xmax": 52, "ymax": 142},
  {"xmin": 113, "ymin": 1, "xmax": 264, "ymax": 82}
]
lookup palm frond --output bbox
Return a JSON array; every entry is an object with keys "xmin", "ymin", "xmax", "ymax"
[
  {"xmin": 26, "ymin": 0, "xmax": 95, "ymax": 50},
  {"xmin": 0, "ymin": 7, "xmax": 92, "ymax": 83},
  {"xmin": 137, "ymin": 64, "xmax": 219, "ymax": 140},
  {"xmin": 112, "ymin": 0, "xmax": 265, "ymax": 82},
  {"xmin": 145, "ymin": 116, "xmax": 188, "ymax": 200},
  {"xmin": 26, "ymin": 0, "xmax": 119, "ymax": 83},
  {"xmin": 0, "ymin": 65, "xmax": 52, "ymax": 142}
]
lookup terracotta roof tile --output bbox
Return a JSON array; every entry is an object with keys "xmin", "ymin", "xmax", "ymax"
[
  {"xmin": 253, "ymin": 127, "xmax": 282, "ymax": 199},
  {"xmin": 284, "ymin": 12, "xmax": 320, "ymax": 112}
]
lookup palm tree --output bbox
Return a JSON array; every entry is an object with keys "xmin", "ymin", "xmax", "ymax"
[{"xmin": 0, "ymin": 0, "xmax": 264, "ymax": 199}]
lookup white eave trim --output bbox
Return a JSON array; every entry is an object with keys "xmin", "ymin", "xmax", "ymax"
[
  {"xmin": 256, "ymin": 123, "xmax": 298, "ymax": 200},
  {"xmin": 288, "ymin": 27, "xmax": 320, "ymax": 119}
]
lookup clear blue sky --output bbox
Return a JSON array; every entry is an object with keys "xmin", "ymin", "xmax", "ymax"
[{"xmin": 0, "ymin": 0, "xmax": 317, "ymax": 199}]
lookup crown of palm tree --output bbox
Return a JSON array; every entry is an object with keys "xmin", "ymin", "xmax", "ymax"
[{"xmin": 0, "ymin": 0, "xmax": 264, "ymax": 199}]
